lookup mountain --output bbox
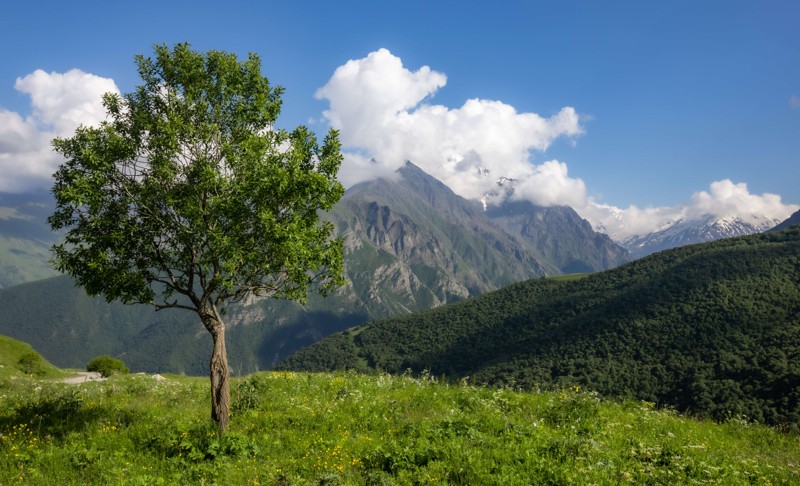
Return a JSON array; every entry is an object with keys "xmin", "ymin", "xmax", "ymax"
[
  {"xmin": 329, "ymin": 161, "xmax": 550, "ymax": 314},
  {"xmin": 0, "ymin": 191, "xmax": 59, "ymax": 288},
  {"xmin": 279, "ymin": 227, "xmax": 800, "ymax": 425},
  {"xmin": 486, "ymin": 200, "xmax": 629, "ymax": 273},
  {"xmin": 0, "ymin": 162, "xmax": 627, "ymax": 374},
  {"xmin": 771, "ymin": 209, "xmax": 800, "ymax": 231},
  {"xmin": 620, "ymin": 214, "xmax": 782, "ymax": 258}
]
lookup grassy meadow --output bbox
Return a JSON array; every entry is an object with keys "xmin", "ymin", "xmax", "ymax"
[{"xmin": 1, "ymin": 368, "xmax": 798, "ymax": 485}]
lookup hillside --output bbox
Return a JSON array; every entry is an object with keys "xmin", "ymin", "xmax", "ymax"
[
  {"xmin": 0, "ymin": 334, "xmax": 64, "ymax": 378},
  {"xmin": 0, "ymin": 191, "xmax": 59, "ymax": 288},
  {"xmin": 1, "ymin": 369, "xmax": 798, "ymax": 484},
  {"xmin": 0, "ymin": 275, "xmax": 367, "ymax": 374},
  {"xmin": 280, "ymin": 227, "xmax": 800, "ymax": 425}
]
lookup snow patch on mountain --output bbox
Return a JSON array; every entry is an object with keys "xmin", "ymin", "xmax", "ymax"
[{"xmin": 620, "ymin": 214, "xmax": 783, "ymax": 258}]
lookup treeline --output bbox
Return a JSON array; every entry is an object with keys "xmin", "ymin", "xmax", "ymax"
[{"xmin": 279, "ymin": 227, "xmax": 800, "ymax": 426}]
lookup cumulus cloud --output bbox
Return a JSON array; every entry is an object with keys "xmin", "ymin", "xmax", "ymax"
[
  {"xmin": 316, "ymin": 48, "xmax": 586, "ymax": 202},
  {"xmin": 0, "ymin": 69, "xmax": 118, "ymax": 193},
  {"xmin": 511, "ymin": 160, "xmax": 588, "ymax": 208},
  {"xmin": 687, "ymin": 179, "xmax": 797, "ymax": 222},
  {"xmin": 579, "ymin": 180, "xmax": 800, "ymax": 240}
]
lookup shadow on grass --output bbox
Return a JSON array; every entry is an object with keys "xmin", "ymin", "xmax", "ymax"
[{"xmin": 0, "ymin": 385, "xmax": 141, "ymax": 439}]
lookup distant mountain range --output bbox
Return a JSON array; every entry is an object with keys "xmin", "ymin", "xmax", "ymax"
[
  {"xmin": 280, "ymin": 227, "xmax": 800, "ymax": 425},
  {"xmin": 0, "ymin": 163, "xmax": 627, "ymax": 373},
  {"xmin": 620, "ymin": 214, "xmax": 784, "ymax": 258}
]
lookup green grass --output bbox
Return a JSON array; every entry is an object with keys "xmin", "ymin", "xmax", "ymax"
[
  {"xmin": 546, "ymin": 272, "xmax": 590, "ymax": 282},
  {"xmin": 1, "ymin": 371, "xmax": 797, "ymax": 485}
]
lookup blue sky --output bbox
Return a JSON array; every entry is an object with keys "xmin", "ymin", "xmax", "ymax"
[{"xmin": 1, "ymin": 1, "xmax": 798, "ymax": 237}]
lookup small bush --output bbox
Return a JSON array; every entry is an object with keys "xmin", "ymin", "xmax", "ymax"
[
  {"xmin": 16, "ymin": 351, "xmax": 45, "ymax": 376},
  {"xmin": 86, "ymin": 355, "xmax": 129, "ymax": 377}
]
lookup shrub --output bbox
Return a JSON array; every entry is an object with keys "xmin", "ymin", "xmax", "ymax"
[
  {"xmin": 16, "ymin": 352, "xmax": 45, "ymax": 376},
  {"xmin": 86, "ymin": 355, "xmax": 129, "ymax": 377}
]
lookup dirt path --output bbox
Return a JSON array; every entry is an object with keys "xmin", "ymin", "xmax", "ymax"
[{"xmin": 62, "ymin": 371, "xmax": 105, "ymax": 384}]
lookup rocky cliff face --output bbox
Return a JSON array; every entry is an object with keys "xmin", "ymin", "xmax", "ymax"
[
  {"xmin": 486, "ymin": 200, "xmax": 630, "ymax": 273},
  {"xmin": 328, "ymin": 162, "xmax": 550, "ymax": 314}
]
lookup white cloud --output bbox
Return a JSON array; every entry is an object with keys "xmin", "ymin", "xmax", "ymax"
[
  {"xmin": 317, "ymin": 49, "xmax": 586, "ymax": 202},
  {"xmin": 578, "ymin": 180, "xmax": 800, "ymax": 241},
  {"xmin": 511, "ymin": 160, "xmax": 588, "ymax": 208},
  {"xmin": 687, "ymin": 179, "xmax": 797, "ymax": 223},
  {"xmin": 790, "ymin": 95, "xmax": 800, "ymax": 109},
  {"xmin": 578, "ymin": 202, "xmax": 685, "ymax": 241},
  {"xmin": 0, "ymin": 69, "xmax": 118, "ymax": 193}
]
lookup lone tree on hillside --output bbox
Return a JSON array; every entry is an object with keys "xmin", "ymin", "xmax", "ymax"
[{"xmin": 48, "ymin": 43, "xmax": 345, "ymax": 432}]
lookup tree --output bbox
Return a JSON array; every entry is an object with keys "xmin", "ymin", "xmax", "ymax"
[
  {"xmin": 87, "ymin": 355, "xmax": 130, "ymax": 377},
  {"xmin": 48, "ymin": 43, "xmax": 345, "ymax": 432}
]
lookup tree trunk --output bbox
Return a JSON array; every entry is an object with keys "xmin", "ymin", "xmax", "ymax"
[{"xmin": 201, "ymin": 307, "xmax": 230, "ymax": 433}]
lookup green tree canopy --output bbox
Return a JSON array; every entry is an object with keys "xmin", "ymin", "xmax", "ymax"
[{"xmin": 49, "ymin": 43, "xmax": 345, "ymax": 431}]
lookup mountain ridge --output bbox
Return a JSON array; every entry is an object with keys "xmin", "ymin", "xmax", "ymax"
[
  {"xmin": 619, "ymin": 214, "xmax": 782, "ymax": 258},
  {"xmin": 772, "ymin": 209, "xmax": 800, "ymax": 231}
]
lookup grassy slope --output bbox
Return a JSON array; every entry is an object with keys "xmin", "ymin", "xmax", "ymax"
[
  {"xmin": 0, "ymin": 371, "xmax": 798, "ymax": 485},
  {"xmin": 0, "ymin": 335, "xmax": 65, "ymax": 379}
]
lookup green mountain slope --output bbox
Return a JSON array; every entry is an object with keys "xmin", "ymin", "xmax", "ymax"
[
  {"xmin": 280, "ymin": 228, "xmax": 800, "ymax": 425},
  {"xmin": 0, "ymin": 274, "xmax": 373, "ymax": 374}
]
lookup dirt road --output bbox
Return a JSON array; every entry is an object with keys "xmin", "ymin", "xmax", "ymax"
[{"xmin": 62, "ymin": 371, "xmax": 105, "ymax": 384}]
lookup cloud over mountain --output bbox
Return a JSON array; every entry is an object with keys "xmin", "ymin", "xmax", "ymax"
[
  {"xmin": 0, "ymin": 69, "xmax": 117, "ymax": 193},
  {"xmin": 317, "ymin": 50, "xmax": 799, "ymax": 240},
  {"xmin": 316, "ymin": 48, "xmax": 586, "ymax": 206},
  {"xmin": 582, "ymin": 180, "xmax": 800, "ymax": 240}
]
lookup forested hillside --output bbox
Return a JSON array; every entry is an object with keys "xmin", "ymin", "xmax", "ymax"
[{"xmin": 280, "ymin": 227, "xmax": 800, "ymax": 426}]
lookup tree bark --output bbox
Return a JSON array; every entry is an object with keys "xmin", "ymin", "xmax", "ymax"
[{"xmin": 201, "ymin": 307, "xmax": 230, "ymax": 433}]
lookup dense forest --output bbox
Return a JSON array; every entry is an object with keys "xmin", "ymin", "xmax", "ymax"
[{"xmin": 280, "ymin": 227, "xmax": 800, "ymax": 426}]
